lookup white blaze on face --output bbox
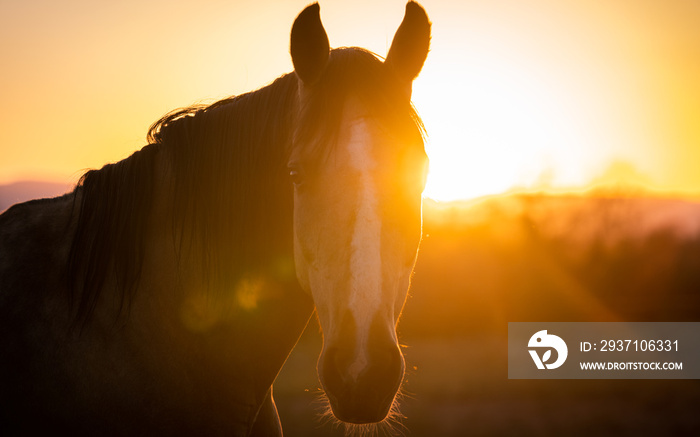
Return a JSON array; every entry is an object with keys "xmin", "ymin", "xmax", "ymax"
[{"xmin": 346, "ymin": 119, "xmax": 382, "ymax": 379}]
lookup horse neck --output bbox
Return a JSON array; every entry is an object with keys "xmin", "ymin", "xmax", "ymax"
[
  {"xmin": 78, "ymin": 138, "xmax": 315, "ymax": 432},
  {"xmin": 141, "ymin": 80, "xmax": 315, "ymax": 406}
]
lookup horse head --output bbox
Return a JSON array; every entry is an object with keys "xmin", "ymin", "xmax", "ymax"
[{"xmin": 288, "ymin": 2, "xmax": 430, "ymax": 424}]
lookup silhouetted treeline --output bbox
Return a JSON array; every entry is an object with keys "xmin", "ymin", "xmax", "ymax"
[{"xmin": 403, "ymin": 193, "xmax": 700, "ymax": 338}]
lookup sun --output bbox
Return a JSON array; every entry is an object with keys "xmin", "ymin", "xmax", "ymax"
[{"xmin": 412, "ymin": 50, "xmax": 594, "ymax": 202}]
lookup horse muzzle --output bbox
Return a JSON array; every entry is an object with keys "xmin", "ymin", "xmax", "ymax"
[{"xmin": 318, "ymin": 326, "xmax": 404, "ymax": 424}]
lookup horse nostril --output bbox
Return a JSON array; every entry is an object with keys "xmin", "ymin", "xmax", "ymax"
[
  {"xmin": 320, "ymin": 346, "xmax": 347, "ymax": 399},
  {"xmin": 366, "ymin": 342, "xmax": 404, "ymax": 399}
]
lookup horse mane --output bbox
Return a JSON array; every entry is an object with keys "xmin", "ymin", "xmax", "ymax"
[{"xmin": 67, "ymin": 47, "xmax": 425, "ymax": 323}]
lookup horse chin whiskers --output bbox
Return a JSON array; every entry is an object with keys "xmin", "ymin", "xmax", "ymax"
[{"xmin": 313, "ymin": 386, "xmax": 408, "ymax": 437}]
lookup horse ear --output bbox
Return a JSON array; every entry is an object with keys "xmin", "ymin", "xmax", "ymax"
[
  {"xmin": 385, "ymin": 2, "xmax": 431, "ymax": 83},
  {"xmin": 290, "ymin": 3, "xmax": 330, "ymax": 86}
]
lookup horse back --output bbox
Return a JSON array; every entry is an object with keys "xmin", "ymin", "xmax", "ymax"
[
  {"xmin": 0, "ymin": 193, "xmax": 79, "ymax": 433},
  {"xmin": 0, "ymin": 193, "xmax": 76, "ymax": 301}
]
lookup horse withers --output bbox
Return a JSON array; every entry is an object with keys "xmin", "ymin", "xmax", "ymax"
[{"xmin": 0, "ymin": 2, "xmax": 430, "ymax": 435}]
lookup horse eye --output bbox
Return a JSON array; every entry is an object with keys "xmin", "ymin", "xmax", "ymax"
[{"xmin": 288, "ymin": 167, "xmax": 305, "ymax": 186}]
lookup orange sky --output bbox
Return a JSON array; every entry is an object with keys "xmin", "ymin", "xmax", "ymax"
[{"xmin": 1, "ymin": 0, "xmax": 699, "ymax": 201}]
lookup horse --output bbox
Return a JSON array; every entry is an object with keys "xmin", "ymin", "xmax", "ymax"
[{"xmin": 0, "ymin": 2, "xmax": 430, "ymax": 435}]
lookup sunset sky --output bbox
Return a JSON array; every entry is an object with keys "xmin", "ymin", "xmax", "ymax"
[{"xmin": 1, "ymin": 0, "xmax": 699, "ymax": 201}]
